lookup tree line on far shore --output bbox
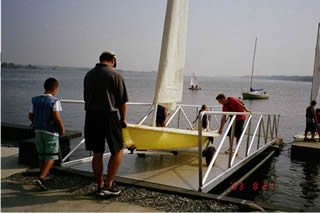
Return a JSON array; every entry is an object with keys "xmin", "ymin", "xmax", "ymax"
[
  {"xmin": 242, "ymin": 75, "xmax": 312, "ymax": 82},
  {"xmin": 1, "ymin": 62, "xmax": 41, "ymax": 70}
]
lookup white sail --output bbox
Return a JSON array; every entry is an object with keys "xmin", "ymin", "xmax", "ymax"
[
  {"xmin": 190, "ymin": 73, "xmax": 197, "ymax": 87},
  {"xmin": 153, "ymin": 0, "xmax": 189, "ymax": 111},
  {"xmin": 311, "ymin": 23, "xmax": 320, "ymax": 104}
]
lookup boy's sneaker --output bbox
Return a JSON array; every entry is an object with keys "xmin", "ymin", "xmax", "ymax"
[{"xmin": 36, "ymin": 178, "xmax": 48, "ymax": 191}]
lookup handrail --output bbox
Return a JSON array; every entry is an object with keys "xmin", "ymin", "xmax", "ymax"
[{"xmin": 197, "ymin": 110, "xmax": 280, "ymax": 192}]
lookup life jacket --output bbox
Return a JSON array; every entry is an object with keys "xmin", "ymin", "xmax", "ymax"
[{"xmin": 32, "ymin": 95, "xmax": 59, "ymax": 133}]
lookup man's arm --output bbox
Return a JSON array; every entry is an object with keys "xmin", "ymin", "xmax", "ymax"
[
  {"xmin": 53, "ymin": 111, "xmax": 65, "ymax": 135},
  {"xmin": 218, "ymin": 115, "xmax": 226, "ymax": 134},
  {"xmin": 119, "ymin": 103, "xmax": 127, "ymax": 128},
  {"xmin": 240, "ymin": 102, "xmax": 250, "ymax": 113}
]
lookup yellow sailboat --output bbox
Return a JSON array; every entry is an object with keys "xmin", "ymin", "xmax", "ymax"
[{"xmin": 123, "ymin": 124, "xmax": 218, "ymax": 150}]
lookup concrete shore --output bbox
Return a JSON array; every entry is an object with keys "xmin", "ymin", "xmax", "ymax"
[{"xmin": 1, "ymin": 145, "xmax": 158, "ymax": 212}]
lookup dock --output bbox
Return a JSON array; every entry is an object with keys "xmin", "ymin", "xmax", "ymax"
[{"xmin": 292, "ymin": 133, "xmax": 320, "ymax": 157}]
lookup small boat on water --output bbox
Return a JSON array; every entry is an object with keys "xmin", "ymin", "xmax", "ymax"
[
  {"xmin": 242, "ymin": 88, "xmax": 269, "ymax": 99},
  {"xmin": 188, "ymin": 73, "xmax": 201, "ymax": 90},
  {"xmin": 242, "ymin": 37, "xmax": 269, "ymax": 99}
]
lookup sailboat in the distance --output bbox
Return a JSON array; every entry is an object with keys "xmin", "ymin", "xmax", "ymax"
[
  {"xmin": 188, "ymin": 72, "xmax": 201, "ymax": 90},
  {"xmin": 242, "ymin": 37, "xmax": 269, "ymax": 99}
]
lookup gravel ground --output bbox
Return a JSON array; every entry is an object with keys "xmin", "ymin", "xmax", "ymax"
[{"xmin": 5, "ymin": 169, "xmax": 244, "ymax": 212}]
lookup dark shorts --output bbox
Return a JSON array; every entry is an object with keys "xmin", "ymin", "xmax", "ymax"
[
  {"xmin": 227, "ymin": 119, "xmax": 245, "ymax": 138},
  {"xmin": 84, "ymin": 111, "xmax": 124, "ymax": 154},
  {"xmin": 305, "ymin": 121, "xmax": 317, "ymax": 133}
]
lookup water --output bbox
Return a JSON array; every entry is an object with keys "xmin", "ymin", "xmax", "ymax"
[{"xmin": 2, "ymin": 68, "xmax": 320, "ymax": 211}]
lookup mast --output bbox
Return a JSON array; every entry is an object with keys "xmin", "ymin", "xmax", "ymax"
[
  {"xmin": 311, "ymin": 23, "xmax": 320, "ymax": 103},
  {"xmin": 250, "ymin": 37, "xmax": 258, "ymax": 90}
]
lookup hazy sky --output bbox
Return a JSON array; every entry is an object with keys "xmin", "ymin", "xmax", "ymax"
[{"xmin": 2, "ymin": 0, "xmax": 320, "ymax": 76}]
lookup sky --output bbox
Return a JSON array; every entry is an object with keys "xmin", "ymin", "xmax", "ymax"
[{"xmin": 2, "ymin": 0, "xmax": 320, "ymax": 77}]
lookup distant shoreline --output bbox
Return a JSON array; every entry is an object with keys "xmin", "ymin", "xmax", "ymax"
[
  {"xmin": 2, "ymin": 62, "xmax": 312, "ymax": 82},
  {"xmin": 241, "ymin": 75, "xmax": 312, "ymax": 82}
]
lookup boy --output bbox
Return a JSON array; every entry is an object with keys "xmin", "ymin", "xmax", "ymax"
[{"xmin": 29, "ymin": 78, "xmax": 65, "ymax": 190}]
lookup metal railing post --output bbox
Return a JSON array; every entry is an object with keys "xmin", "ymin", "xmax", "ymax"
[
  {"xmin": 276, "ymin": 114, "xmax": 280, "ymax": 137},
  {"xmin": 245, "ymin": 118, "xmax": 252, "ymax": 157},
  {"xmin": 177, "ymin": 108, "xmax": 181, "ymax": 128},
  {"xmin": 198, "ymin": 111, "xmax": 204, "ymax": 192},
  {"xmin": 228, "ymin": 119, "xmax": 236, "ymax": 168},
  {"xmin": 257, "ymin": 117, "xmax": 262, "ymax": 151},
  {"xmin": 265, "ymin": 115, "xmax": 270, "ymax": 144}
]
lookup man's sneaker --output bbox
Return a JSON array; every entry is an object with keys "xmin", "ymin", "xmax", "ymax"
[
  {"xmin": 96, "ymin": 187, "xmax": 106, "ymax": 197},
  {"xmin": 102, "ymin": 183, "xmax": 121, "ymax": 195},
  {"xmin": 36, "ymin": 178, "xmax": 48, "ymax": 191}
]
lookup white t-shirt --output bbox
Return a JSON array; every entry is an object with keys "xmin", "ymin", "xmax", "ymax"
[{"xmin": 29, "ymin": 94, "xmax": 62, "ymax": 136}]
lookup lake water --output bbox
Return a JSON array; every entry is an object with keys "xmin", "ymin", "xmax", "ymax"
[{"xmin": 2, "ymin": 68, "xmax": 320, "ymax": 211}]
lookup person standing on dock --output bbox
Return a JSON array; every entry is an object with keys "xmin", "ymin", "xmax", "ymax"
[
  {"xmin": 192, "ymin": 104, "xmax": 210, "ymax": 131},
  {"xmin": 216, "ymin": 94, "xmax": 250, "ymax": 154},
  {"xmin": 84, "ymin": 51, "xmax": 128, "ymax": 197},
  {"xmin": 29, "ymin": 78, "xmax": 65, "ymax": 190},
  {"xmin": 304, "ymin": 100, "xmax": 317, "ymax": 142}
]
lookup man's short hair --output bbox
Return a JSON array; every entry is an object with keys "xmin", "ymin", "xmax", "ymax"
[
  {"xmin": 311, "ymin": 100, "xmax": 317, "ymax": 106},
  {"xmin": 216, "ymin": 93, "xmax": 226, "ymax": 100},
  {"xmin": 44, "ymin": 78, "xmax": 59, "ymax": 91},
  {"xmin": 99, "ymin": 51, "xmax": 116, "ymax": 62}
]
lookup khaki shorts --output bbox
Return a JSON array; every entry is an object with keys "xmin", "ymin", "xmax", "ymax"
[{"xmin": 35, "ymin": 131, "xmax": 60, "ymax": 160}]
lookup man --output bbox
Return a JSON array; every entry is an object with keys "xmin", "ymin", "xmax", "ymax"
[
  {"xmin": 304, "ymin": 100, "xmax": 317, "ymax": 141},
  {"xmin": 84, "ymin": 51, "xmax": 128, "ymax": 196},
  {"xmin": 216, "ymin": 94, "xmax": 250, "ymax": 154}
]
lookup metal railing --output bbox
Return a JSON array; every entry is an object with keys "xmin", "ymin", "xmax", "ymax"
[{"xmin": 197, "ymin": 110, "xmax": 280, "ymax": 192}]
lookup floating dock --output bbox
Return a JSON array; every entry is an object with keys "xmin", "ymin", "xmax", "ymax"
[{"xmin": 292, "ymin": 133, "xmax": 320, "ymax": 156}]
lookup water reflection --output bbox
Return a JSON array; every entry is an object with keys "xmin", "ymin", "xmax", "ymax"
[{"xmin": 300, "ymin": 160, "xmax": 320, "ymax": 209}]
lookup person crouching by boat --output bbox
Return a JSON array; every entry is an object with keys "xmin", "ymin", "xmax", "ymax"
[
  {"xmin": 156, "ymin": 105, "xmax": 169, "ymax": 127},
  {"xmin": 29, "ymin": 78, "xmax": 65, "ymax": 191},
  {"xmin": 84, "ymin": 51, "xmax": 128, "ymax": 197},
  {"xmin": 216, "ymin": 94, "xmax": 250, "ymax": 155},
  {"xmin": 304, "ymin": 100, "xmax": 317, "ymax": 142},
  {"xmin": 192, "ymin": 104, "xmax": 210, "ymax": 131}
]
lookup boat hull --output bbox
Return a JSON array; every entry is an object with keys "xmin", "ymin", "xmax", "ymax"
[
  {"xmin": 242, "ymin": 92, "xmax": 269, "ymax": 99},
  {"xmin": 122, "ymin": 124, "xmax": 217, "ymax": 150},
  {"xmin": 188, "ymin": 87, "xmax": 201, "ymax": 90}
]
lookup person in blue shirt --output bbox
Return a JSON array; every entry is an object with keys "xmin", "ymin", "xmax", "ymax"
[{"xmin": 29, "ymin": 78, "xmax": 65, "ymax": 190}]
